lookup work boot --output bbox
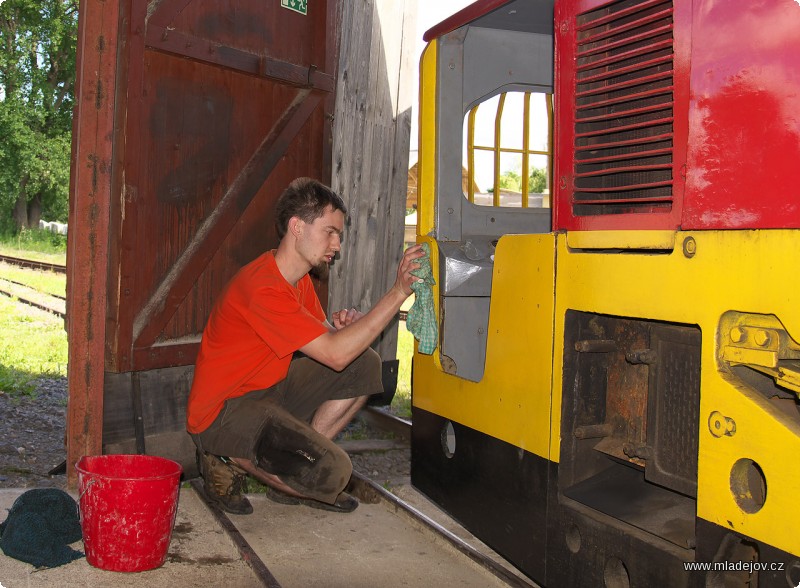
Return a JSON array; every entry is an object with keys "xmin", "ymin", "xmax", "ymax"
[{"xmin": 197, "ymin": 451, "xmax": 253, "ymax": 515}]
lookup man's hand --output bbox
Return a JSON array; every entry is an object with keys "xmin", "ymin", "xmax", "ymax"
[
  {"xmin": 303, "ymin": 244, "xmax": 428, "ymax": 371},
  {"xmin": 394, "ymin": 244, "xmax": 426, "ymax": 296},
  {"xmin": 332, "ymin": 308, "xmax": 364, "ymax": 330}
]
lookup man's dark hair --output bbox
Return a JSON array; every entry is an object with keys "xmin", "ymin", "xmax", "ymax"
[{"xmin": 275, "ymin": 178, "xmax": 347, "ymax": 239}]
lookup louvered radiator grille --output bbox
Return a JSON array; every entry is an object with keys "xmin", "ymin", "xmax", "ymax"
[{"xmin": 573, "ymin": 0, "xmax": 675, "ymax": 216}]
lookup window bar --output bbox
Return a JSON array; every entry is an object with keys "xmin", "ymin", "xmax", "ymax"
[
  {"xmin": 521, "ymin": 92, "xmax": 531, "ymax": 208},
  {"xmin": 467, "ymin": 105, "xmax": 478, "ymax": 203},
  {"xmin": 546, "ymin": 93, "xmax": 553, "ymax": 208},
  {"xmin": 493, "ymin": 93, "xmax": 507, "ymax": 207}
]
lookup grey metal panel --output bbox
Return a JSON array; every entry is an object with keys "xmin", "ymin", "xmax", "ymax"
[
  {"xmin": 434, "ymin": 24, "xmax": 554, "ymax": 243},
  {"xmin": 438, "ymin": 239, "xmax": 495, "ymax": 297},
  {"xmin": 431, "ymin": 6, "xmax": 555, "ymax": 385},
  {"xmin": 441, "ymin": 297, "xmax": 491, "ymax": 383},
  {"xmin": 462, "ymin": 202, "xmax": 552, "ymax": 236},
  {"xmin": 469, "ymin": 0, "xmax": 554, "ymax": 36},
  {"xmin": 463, "ymin": 28, "xmax": 553, "ymax": 110},
  {"xmin": 434, "ymin": 30, "xmax": 467, "ymax": 242}
]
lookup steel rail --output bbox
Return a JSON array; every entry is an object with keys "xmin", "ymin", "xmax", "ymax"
[
  {"xmin": 0, "ymin": 253, "xmax": 67, "ymax": 274},
  {"xmin": 190, "ymin": 479, "xmax": 282, "ymax": 587},
  {"xmin": 0, "ymin": 284, "xmax": 66, "ymax": 319},
  {"xmin": 0, "ymin": 276, "xmax": 66, "ymax": 300},
  {"xmin": 360, "ymin": 405, "xmax": 411, "ymax": 443},
  {"xmin": 348, "ymin": 472, "xmax": 539, "ymax": 588}
]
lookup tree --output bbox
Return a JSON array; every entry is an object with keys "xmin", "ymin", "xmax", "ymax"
[
  {"xmin": 497, "ymin": 170, "xmax": 521, "ymax": 192},
  {"xmin": 0, "ymin": 0, "xmax": 77, "ymax": 231},
  {"xmin": 490, "ymin": 167, "xmax": 547, "ymax": 195},
  {"xmin": 528, "ymin": 166, "xmax": 547, "ymax": 193}
]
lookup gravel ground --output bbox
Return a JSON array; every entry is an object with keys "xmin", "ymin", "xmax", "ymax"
[
  {"xmin": 0, "ymin": 376, "xmax": 68, "ymax": 489},
  {"xmin": 0, "ymin": 377, "xmax": 409, "ymax": 491}
]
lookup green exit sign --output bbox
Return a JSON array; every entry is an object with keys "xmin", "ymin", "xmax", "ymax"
[{"xmin": 281, "ymin": 0, "xmax": 308, "ymax": 15}]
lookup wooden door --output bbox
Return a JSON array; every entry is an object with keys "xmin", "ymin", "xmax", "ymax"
[{"xmin": 67, "ymin": 0, "xmax": 339, "ymax": 480}]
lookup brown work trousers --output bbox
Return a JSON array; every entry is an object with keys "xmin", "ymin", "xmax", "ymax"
[{"xmin": 192, "ymin": 348, "xmax": 382, "ymax": 503}]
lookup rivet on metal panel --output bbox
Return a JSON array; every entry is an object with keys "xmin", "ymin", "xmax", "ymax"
[
  {"xmin": 682, "ymin": 236, "xmax": 696, "ymax": 258},
  {"xmin": 708, "ymin": 411, "xmax": 736, "ymax": 437}
]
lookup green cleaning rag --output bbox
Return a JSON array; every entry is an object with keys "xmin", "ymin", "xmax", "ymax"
[{"xmin": 406, "ymin": 242, "xmax": 438, "ymax": 354}]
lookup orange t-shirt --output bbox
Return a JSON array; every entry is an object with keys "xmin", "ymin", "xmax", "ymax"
[{"xmin": 186, "ymin": 251, "xmax": 328, "ymax": 433}]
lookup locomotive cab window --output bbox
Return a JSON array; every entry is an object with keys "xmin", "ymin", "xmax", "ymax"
[
  {"xmin": 428, "ymin": 0, "xmax": 555, "ymax": 382},
  {"xmin": 464, "ymin": 91, "xmax": 553, "ymax": 210}
]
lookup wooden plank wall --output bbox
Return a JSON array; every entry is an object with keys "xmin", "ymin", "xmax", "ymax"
[{"xmin": 330, "ymin": 0, "xmax": 417, "ymax": 362}]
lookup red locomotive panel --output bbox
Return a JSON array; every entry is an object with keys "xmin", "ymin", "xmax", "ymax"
[
  {"xmin": 683, "ymin": 0, "xmax": 800, "ymax": 229},
  {"xmin": 554, "ymin": 0, "xmax": 800, "ymax": 232}
]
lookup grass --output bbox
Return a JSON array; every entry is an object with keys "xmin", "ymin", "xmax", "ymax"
[
  {"xmin": 392, "ymin": 322, "xmax": 413, "ymax": 419},
  {"xmin": 0, "ymin": 231, "xmax": 68, "ymax": 395},
  {"xmin": 0, "ymin": 228, "xmax": 67, "ymax": 264},
  {"xmin": 0, "ymin": 261, "xmax": 67, "ymax": 298},
  {"xmin": 0, "ymin": 293, "xmax": 68, "ymax": 396}
]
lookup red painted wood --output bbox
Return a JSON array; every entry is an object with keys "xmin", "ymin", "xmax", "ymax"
[
  {"xmin": 91, "ymin": 0, "xmax": 339, "ymax": 373},
  {"xmin": 66, "ymin": 0, "xmax": 122, "ymax": 484},
  {"xmin": 69, "ymin": 0, "xmax": 340, "ymax": 482}
]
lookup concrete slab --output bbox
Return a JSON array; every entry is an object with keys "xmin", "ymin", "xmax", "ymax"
[
  {"xmin": 230, "ymin": 493, "xmax": 514, "ymax": 588},
  {"xmin": 1, "ymin": 482, "xmax": 535, "ymax": 588},
  {"xmin": 0, "ymin": 488, "xmax": 260, "ymax": 588}
]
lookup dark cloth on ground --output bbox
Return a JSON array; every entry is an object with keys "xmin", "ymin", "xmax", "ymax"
[{"xmin": 0, "ymin": 488, "xmax": 83, "ymax": 568}]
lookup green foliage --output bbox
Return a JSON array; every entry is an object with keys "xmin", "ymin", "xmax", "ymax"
[
  {"xmin": 497, "ymin": 170, "xmax": 522, "ymax": 192},
  {"xmin": 0, "ymin": 227, "xmax": 67, "ymax": 258},
  {"xmin": 528, "ymin": 167, "xmax": 548, "ymax": 193},
  {"xmin": 491, "ymin": 166, "xmax": 548, "ymax": 195},
  {"xmin": 0, "ymin": 365, "xmax": 37, "ymax": 397},
  {"xmin": 0, "ymin": 0, "xmax": 78, "ymax": 228}
]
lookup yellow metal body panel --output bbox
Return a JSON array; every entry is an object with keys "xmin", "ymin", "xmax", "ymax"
[
  {"xmin": 415, "ymin": 226, "xmax": 800, "ymax": 556},
  {"xmin": 413, "ymin": 233, "xmax": 556, "ymax": 461},
  {"xmin": 417, "ymin": 41, "xmax": 437, "ymax": 238},
  {"xmin": 566, "ymin": 229, "xmax": 676, "ymax": 250},
  {"xmin": 550, "ymin": 229, "xmax": 800, "ymax": 557}
]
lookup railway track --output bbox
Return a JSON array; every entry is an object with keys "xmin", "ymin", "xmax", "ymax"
[
  {"xmin": 192, "ymin": 405, "xmax": 534, "ymax": 588},
  {"xmin": 0, "ymin": 253, "xmax": 67, "ymax": 319},
  {"xmin": 0, "ymin": 253, "xmax": 66, "ymax": 274}
]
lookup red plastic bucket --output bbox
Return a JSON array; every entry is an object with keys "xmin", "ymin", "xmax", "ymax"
[{"xmin": 76, "ymin": 454, "xmax": 182, "ymax": 572}]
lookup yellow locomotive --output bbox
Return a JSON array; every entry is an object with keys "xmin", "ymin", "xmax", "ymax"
[{"xmin": 411, "ymin": 0, "xmax": 800, "ymax": 586}]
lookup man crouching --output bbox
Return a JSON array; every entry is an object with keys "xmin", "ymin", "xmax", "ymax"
[{"xmin": 186, "ymin": 177, "xmax": 423, "ymax": 514}]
